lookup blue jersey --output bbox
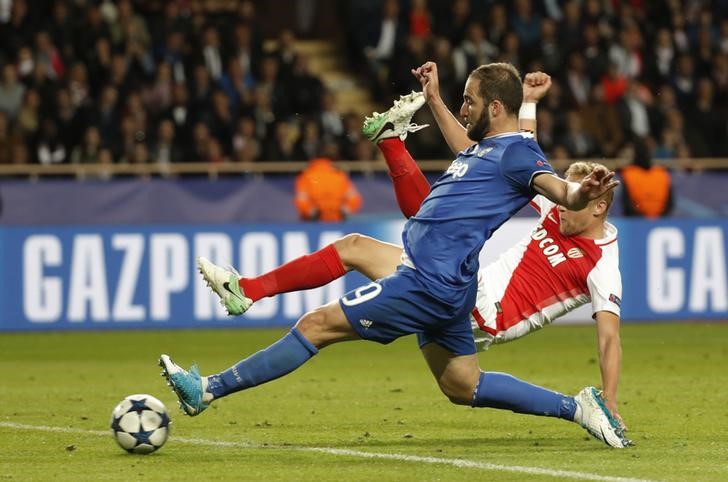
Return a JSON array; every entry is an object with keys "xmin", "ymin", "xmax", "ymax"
[{"xmin": 402, "ymin": 132, "xmax": 553, "ymax": 303}]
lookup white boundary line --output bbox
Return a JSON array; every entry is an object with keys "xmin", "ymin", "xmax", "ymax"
[{"xmin": 0, "ymin": 422, "xmax": 654, "ymax": 482}]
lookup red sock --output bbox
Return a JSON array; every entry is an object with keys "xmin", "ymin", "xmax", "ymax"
[
  {"xmin": 239, "ymin": 243, "xmax": 347, "ymax": 301},
  {"xmin": 378, "ymin": 138, "xmax": 430, "ymax": 218}
]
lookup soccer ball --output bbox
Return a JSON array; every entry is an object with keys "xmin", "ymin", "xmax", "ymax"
[{"xmin": 110, "ymin": 394, "xmax": 171, "ymax": 454}]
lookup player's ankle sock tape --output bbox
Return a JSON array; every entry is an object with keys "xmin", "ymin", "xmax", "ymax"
[
  {"xmin": 206, "ymin": 328, "xmax": 318, "ymax": 398},
  {"xmin": 472, "ymin": 371, "xmax": 577, "ymax": 420}
]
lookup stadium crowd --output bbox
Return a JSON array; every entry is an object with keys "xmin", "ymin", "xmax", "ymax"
[
  {"xmin": 0, "ymin": 0, "xmax": 726, "ymax": 170},
  {"xmin": 346, "ymin": 0, "xmax": 728, "ymax": 163}
]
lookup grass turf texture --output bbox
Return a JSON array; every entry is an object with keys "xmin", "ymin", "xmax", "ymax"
[{"xmin": 1, "ymin": 323, "xmax": 727, "ymax": 481}]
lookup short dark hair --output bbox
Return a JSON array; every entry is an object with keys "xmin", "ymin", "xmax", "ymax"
[{"xmin": 469, "ymin": 63, "xmax": 523, "ymax": 116}]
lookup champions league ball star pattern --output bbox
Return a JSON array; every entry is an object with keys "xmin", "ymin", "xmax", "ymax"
[{"xmin": 110, "ymin": 394, "xmax": 171, "ymax": 454}]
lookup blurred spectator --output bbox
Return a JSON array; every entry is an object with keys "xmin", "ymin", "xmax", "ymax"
[
  {"xmin": 363, "ymin": 0, "xmax": 404, "ymax": 97},
  {"xmin": 580, "ymin": 85, "xmax": 624, "ymax": 157},
  {"xmin": 36, "ymin": 118, "xmax": 66, "ymax": 165},
  {"xmin": 288, "ymin": 54, "xmax": 323, "ymax": 115},
  {"xmin": 294, "ymin": 157, "xmax": 362, "ymax": 222},
  {"xmin": 262, "ymin": 121, "xmax": 297, "ymax": 161},
  {"xmin": 294, "ymin": 119, "xmax": 322, "ymax": 161},
  {"xmin": 318, "ymin": 90, "xmax": 344, "ymax": 140},
  {"xmin": 685, "ymin": 77, "xmax": 724, "ymax": 156},
  {"xmin": 197, "ymin": 26, "xmax": 225, "ymax": 81},
  {"xmin": 433, "ymin": 0, "xmax": 470, "ymax": 46},
  {"xmin": 453, "ymin": 22, "xmax": 498, "ymax": 82},
  {"xmin": 0, "ymin": 111, "xmax": 20, "ymax": 164},
  {"xmin": 0, "ymin": 64, "xmax": 25, "ymax": 120},
  {"xmin": 563, "ymin": 110, "xmax": 597, "ymax": 158},
  {"xmin": 71, "ymin": 126, "xmax": 103, "ymax": 164},
  {"xmin": 621, "ymin": 140, "xmax": 673, "ymax": 218},
  {"xmin": 232, "ymin": 116, "xmax": 258, "ymax": 161},
  {"xmin": 151, "ymin": 119, "xmax": 182, "ymax": 165},
  {"xmin": 510, "ymin": 0, "xmax": 541, "ymax": 50},
  {"xmin": 409, "ymin": 0, "xmax": 431, "ymax": 38},
  {"xmin": 565, "ymin": 52, "xmax": 591, "ymax": 108},
  {"xmin": 618, "ymin": 80, "xmax": 652, "ymax": 141}
]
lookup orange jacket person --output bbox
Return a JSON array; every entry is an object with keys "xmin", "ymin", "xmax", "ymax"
[
  {"xmin": 294, "ymin": 157, "xmax": 363, "ymax": 222},
  {"xmin": 620, "ymin": 140, "xmax": 673, "ymax": 218}
]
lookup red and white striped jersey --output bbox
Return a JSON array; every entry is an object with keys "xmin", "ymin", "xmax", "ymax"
[{"xmin": 471, "ymin": 195, "xmax": 622, "ymax": 351}]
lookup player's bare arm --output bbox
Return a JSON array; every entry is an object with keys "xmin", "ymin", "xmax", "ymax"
[
  {"xmin": 411, "ymin": 61, "xmax": 473, "ymax": 154},
  {"xmin": 533, "ymin": 166, "xmax": 620, "ymax": 211},
  {"xmin": 594, "ymin": 310, "xmax": 625, "ymax": 427},
  {"xmin": 519, "ymin": 72, "xmax": 551, "ymax": 136}
]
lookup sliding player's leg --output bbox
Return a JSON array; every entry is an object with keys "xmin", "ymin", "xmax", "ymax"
[
  {"xmin": 160, "ymin": 300, "xmax": 359, "ymax": 416},
  {"xmin": 419, "ymin": 342, "xmax": 631, "ymax": 447},
  {"xmin": 197, "ymin": 234, "xmax": 402, "ymax": 316}
]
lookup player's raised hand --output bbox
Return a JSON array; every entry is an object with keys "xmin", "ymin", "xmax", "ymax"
[
  {"xmin": 523, "ymin": 72, "xmax": 552, "ymax": 103},
  {"xmin": 411, "ymin": 61, "xmax": 441, "ymax": 103},
  {"xmin": 579, "ymin": 165, "xmax": 620, "ymax": 200}
]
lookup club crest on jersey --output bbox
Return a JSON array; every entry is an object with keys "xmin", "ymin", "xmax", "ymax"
[
  {"xmin": 567, "ymin": 247, "xmax": 584, "ymax": 259},
  {"xmin": 359, "ymin": 319, "xmax": 373, "ymax": 329},
  {"xmin": 446, "ymin": 160, "xmax": 469, "ymax": 178},
  {"xmin": 477, "ymin": 147, "xmax": 494, "ymax": 157}
]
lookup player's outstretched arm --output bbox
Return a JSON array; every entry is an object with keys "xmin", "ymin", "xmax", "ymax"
[
  {"xmin": 533, "ymin": 166, "xmax": 620, "ymax": 211},
  {"xmin": 519, "ymin": 72, "xmax": 551, "ymax": 137},
  {"xmin": 595, "ymin": 310, "xmax": 626, "ymax": 428},
  {"xmin": 412, "ymin": 61, "xmax": 473, "ymax": 154}
]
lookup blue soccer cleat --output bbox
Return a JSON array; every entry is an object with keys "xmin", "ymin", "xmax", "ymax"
[
  {"xmin": 159, "ymin": 354, "xmax": 209, "ymax": 416},
  {"xmin": 573, "ymin": 386, "xmax": 632, "ymax": 448}
]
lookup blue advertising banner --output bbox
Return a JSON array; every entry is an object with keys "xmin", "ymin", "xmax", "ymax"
[
  {"xmin": 616, "ymin": 219, "xmax": 728, "ymax": 320},
  {"xmin": 0, "ymin": 219, "xmax": 725, "ymax": 331}
]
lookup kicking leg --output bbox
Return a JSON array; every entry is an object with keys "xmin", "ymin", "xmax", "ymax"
[
  {"xmin": 198, "ymin": 235, "xmax": 401, "ymax": 315},
  {"xmin": 160, "ymin": 302, "xmax": 358, "ymax": 416}
]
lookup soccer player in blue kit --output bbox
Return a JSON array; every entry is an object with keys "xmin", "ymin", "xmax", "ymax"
[{"xmin": 160, "ymin": 62, "xmax": 624, "ymax": 446}]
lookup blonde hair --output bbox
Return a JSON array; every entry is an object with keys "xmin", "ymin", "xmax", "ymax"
[{"xmin": 565, "ymin": 161, "xmax": 614, "ymax": 213}]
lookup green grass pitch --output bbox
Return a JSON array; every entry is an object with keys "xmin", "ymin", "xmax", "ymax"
[{"xmin": 1, "ymin": 323, "xmax": 727, "ymax": 481}]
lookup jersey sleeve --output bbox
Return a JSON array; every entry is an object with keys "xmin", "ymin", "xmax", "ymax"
[
  {"xmin": 586, "ymin": 252, "xmax": 622, "ymax": 318},
  {"xmin": 501, "ymin": 141, "xmax": 555, "ymax": 196}
]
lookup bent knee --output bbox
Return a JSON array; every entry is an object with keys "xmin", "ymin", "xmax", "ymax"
[
  {"xmin": 439, "ymin": 382, "xmax": 476, "ymax": 406},
  {"xmin": 294, "ymin": 304, "xmax": 355, "ymax": 348},
  {"xmin": 333, "ymin": 233, "xmax": 364, "ymax": 269},
  {"xmin": 295, "ymin": 309, "xmax": 329, "ymax": 342}
]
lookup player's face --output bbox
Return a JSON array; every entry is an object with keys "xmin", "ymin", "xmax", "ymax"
[
  {"xmin": 461, "ymin": 77, "xmax": 490, "ymax": 141},
  {"xmin": 557, "ymin": 204, "xmax": 593, "ymax": 236}
]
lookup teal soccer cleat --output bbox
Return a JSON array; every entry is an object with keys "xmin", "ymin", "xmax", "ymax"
[
  {"xmin": 573, "ymin": 386, "xmax": 632, "ymax": 448},
  {"xmin": 159, "ymin": 354, "xmax": 209, "ymax": 416}
]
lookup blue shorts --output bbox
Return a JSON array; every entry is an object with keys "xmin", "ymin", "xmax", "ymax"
[{"xmin": 339, "ymin": 265, "xmax": 477, "ymax": 356}]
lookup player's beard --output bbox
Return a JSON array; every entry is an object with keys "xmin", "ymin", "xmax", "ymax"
[{"xmin": 466, "ymin": 109, "xmax": 491, "ymax": 141}]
